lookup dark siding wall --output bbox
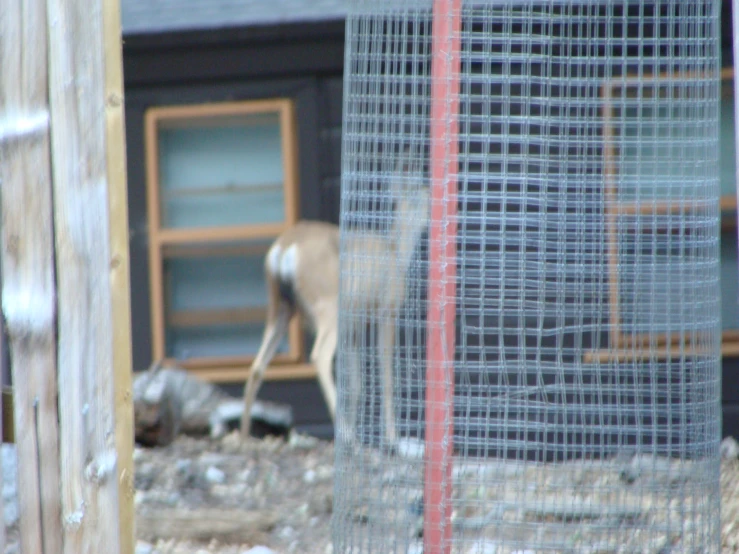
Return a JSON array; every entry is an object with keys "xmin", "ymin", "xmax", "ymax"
[
  {"xmin": 118, "ymin": 8, "xmax": 738, "ymax": 444},
  {"xmin": 317, "ymin": 77, "xmax": 345, "ymax": 225},
  {"xmin": 122, "ymin": 21, "xmax": 345, "ymax": 437}
]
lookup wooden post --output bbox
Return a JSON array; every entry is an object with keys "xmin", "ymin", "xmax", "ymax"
[
  {"xmin": 0, "ymin": 0, "xmax": 134, "ymax": 553},
  {"xmin": 0, "ymin": 1, "xmax": 64, "ymax": 551},
  {"xmin": 104, "ymin": 0, "xmax": 136, "ymax": 551}
]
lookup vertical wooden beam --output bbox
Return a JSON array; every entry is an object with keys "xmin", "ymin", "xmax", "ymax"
[
  {"xmin": 425, "ymin": 1, "xmax": 461, "ymax": 553},
  {"xmin": 144, "ymin": 111, "xmax": 167, "ymax": 362},
  {"xmin": 46, "ymin": 0, "xmax": 133, "ymax": 552},
  {"xmin": 0, "ymin": 2, "xmax": 64, "ymax": 553},
  {"xmin": 103, "ymin": 0, "xmax": 136, "ymax": 552}
]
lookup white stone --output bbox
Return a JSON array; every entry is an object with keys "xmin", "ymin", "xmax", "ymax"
[
  {"xmin": 465, "ymin": 540, "xmax": 499, "ymax": 554},
  {"xmin": 135, "ymin": 541, "xmax": 155, "ymax": 554},
  {"xmin": 204, "ymin": 465, "xmax": 226, "ymax": 484},
  {"xmin": 396, "ymin": 437, "xmax": 425, "ymax": 460},
  {"xmin": 721, "ymin": 436, "xmax": 739, "ymax": 460},
  {"xmin": 241, "ymin": 547, "xmax": 277, "ymax": 554}
]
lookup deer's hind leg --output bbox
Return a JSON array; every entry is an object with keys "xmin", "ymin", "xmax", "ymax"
[{"xmin": 241, "ymin": 276, "xmax": 292, "ymax": 438}]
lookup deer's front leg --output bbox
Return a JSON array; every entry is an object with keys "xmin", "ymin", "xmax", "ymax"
[
  {"xmin": 337, "ymin": 324, "xmax": 362, "ymax": 449},
  {"xmin": 378, "ymin": 312, "xmax": 397, "ymax": 447}
]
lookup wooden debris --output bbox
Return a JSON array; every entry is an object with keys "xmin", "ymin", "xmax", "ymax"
[
  {"xmin": 135, "ymin": 508, "xmax": 278, "ymax": 544},
  {"xmin": 133, "ymin": 361, "xmax": 293, "ymax": 447},
  {"xmin": 524, "ymin": 500, "xmax": 643, "ymax": 523}
]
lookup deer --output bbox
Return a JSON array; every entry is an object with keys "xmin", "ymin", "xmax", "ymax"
[{"xmin": 240, "ymin": 151, "xmax": 429, "ymax": 450}]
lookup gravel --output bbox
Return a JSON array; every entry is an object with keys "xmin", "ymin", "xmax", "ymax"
[{"xmin": 3, "ymin": 434, "xmax": 739, "ymax": 553}]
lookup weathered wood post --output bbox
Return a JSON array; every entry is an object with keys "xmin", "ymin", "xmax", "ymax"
[{"xmin": 0, "ymin": 0, "xmax": 134, "ymax": 552}]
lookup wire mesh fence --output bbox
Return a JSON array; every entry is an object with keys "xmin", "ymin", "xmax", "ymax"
[{"xmin": 333, "ymin": 1, "xmax": 723, "ymax": 552}]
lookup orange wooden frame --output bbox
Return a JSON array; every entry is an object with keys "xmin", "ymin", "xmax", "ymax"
[
  {"xmin": 584, "ymin": 68, "xmax": 738, "ymax": 363},
  {"xmin": 144, "ymin": 98, "xmax": 310, "ymax": 381}
]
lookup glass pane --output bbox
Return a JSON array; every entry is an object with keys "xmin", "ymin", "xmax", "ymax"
[
  {"xmin": 158, "ymin": 112, "xmax": 286, "ymax": 229},
  {"xmin": 161, "ymin": 239, "xmax": 291, "ymax": 361},
  {"xmin": 617, "ymin": 223, "xmax": 731, "ymax": 337},
  {"xmin": 611, "ymin": 81, "xmax": 717, "ymax": 204},
  {"xmin": 720, "ymin": 86, "xmax": 736, "ymax": 199},
  {"xmin": 619, "ymin": 227, "xmax": 714, "ymax": 334}
]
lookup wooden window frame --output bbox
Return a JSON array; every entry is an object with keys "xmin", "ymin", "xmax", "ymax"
[
  {"xmin": 584, "ymin": 68, "xmax": 739, "ymax": 363},
  {"xmin": 144, "ymin": 98, "xmax": 311, "ymax": 382}
]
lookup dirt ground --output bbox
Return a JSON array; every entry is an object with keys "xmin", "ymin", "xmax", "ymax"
[
  {"xmin": 129, "ymin": 432, "xmax": 739, "ymax": 554},
  {"xmin": 4, "ymin": 433, "xmax": 739, "ymax": 553},
  {"xmin": 133, "ymin": 432, "xmax": 335, "ymax": 554}
]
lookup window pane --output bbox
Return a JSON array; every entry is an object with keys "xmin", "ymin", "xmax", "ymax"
[
  {"xmin": 158, "ymin": 112, "xmax": 286, "ymax": 229},
  {"xmin": 161, "ymin": 239, "xmax": 290, "ymax": 361},
  {"xmin": 721, "ymin": 81, "xmax": 736, "ymax": 198},
  {"xmin": 617, "ymin": 222, "xmax": 716, "ymax": 336},
  {"xmin": 614, "ymin": 91, "xmax": 715, "ymax": 204}
]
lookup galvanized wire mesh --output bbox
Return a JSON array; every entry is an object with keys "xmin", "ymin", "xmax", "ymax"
[{"xmin": 333, "ymin": 1, "xmax": 723, "ymax": 552}]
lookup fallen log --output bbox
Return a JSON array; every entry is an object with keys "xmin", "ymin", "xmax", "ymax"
[
  {"xmin": 135, "ymin": 507, "xmax": 278, "ymax": 544},
  {"xmin": 133, "ymin": 361, "xmax": 293, "ymax": 446}
]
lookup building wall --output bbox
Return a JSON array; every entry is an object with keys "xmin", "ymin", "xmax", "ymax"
[
  {"xmin": 122, "ymin": 20, "xmax": 347, "ymax": 437},
  {"xmin": 120, "ymin": 12, "xmax": 739, "ymax": 444}
]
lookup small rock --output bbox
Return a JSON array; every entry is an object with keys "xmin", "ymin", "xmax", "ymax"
[
  {"xmin": 211, "ymin": 484, "xmax": 238, "ymax": 498},
  {"xmin": 135, "ymin": 462, "xmax": 157, "ymax": 491},
  {"xmin": 721, "ymin": 436, "xmax": 739, "ymax": 460},
  {"xmin": 279, "ymin": 525, "xmax": 295, "ymax": 539},
  {"xmin": 241, "ymin": 547, "xmax": 277, "ymax": 554},
  {"xmin": 408, "ymin": 496, "xmax": 424, "ymax": 516},
  {"xmin": 289, "ymin": 431, "xmax": 319, "ymax": 450},
  {"xmin": 315, "ymin": 465, "xmax": 333, "ymax": 481},
  {"xmin": 200, "ymin": 453, "xmax": 227, "ymax": 466},
  {"xmin": 133, "ymin": 447, "xmax": 146, "ymax": 462},
  {"xmin": 309, "ymin": 492, "xmax": 333, "ymax": 515},
  {"xmin": 134, "ymin": 490, "xmax": 147, "ymax": 507},
  {"xmin": 135, "ymin": 541, "xmax": 155, "ymax": 554},
  {"xmin": 303, "ymin": 469, "xmax": 317, "ymax": 484},
  {"xmin": 466, "ymin": 540, "xmax": 499, "ymax": 554},
  {"xmin": 221, "ymin": 430, "xmax": 244, "ymax": 451},
  {"xmin": 396, "ymin": 437, "xmax": 425, "ymax": 460},
  {"xmin": 205, "ymin": 465, "xmax": 226, "ymax": 484}
]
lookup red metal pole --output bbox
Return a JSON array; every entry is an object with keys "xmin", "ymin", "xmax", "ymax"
[{"xmin": 424, "ymin": 0, "xmax": 461, "ymax": 552}]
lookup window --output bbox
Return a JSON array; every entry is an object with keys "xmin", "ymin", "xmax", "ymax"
[
  {"xmin": 585, "ymin": 68, "xmax": 738, "ymax": 363},
  {"xmin": 145, "ymin": 99, "xmax": 312, "ymax": 382}
]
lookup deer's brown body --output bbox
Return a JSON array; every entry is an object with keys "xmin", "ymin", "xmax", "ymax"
[{"xmin": 241, "ymin": 156, "xmax": 429, "ymax": 448}]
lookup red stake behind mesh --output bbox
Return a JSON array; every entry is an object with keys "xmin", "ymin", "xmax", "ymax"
[{"xmin": 424, "ymin": 0, "xmax": 461, "ymax": 552}]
